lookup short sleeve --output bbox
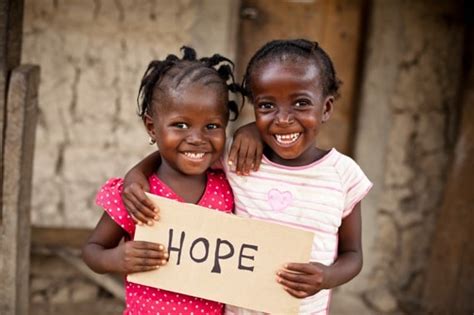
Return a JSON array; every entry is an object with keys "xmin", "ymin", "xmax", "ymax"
[
  {"xmin": 340, "ymin": 157, "xmax": 373, "ymax": 218},
  {"xmin": 96, "ymin": 178, "xmax": 136, "ymax": 236}
]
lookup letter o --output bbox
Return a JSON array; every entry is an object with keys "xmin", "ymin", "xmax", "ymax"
[{"xmin": 189, "ymin": 238, "xmax": 210, "ymax": 263}]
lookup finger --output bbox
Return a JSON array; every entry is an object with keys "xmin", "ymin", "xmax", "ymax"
[
  {"xmin": 228, "ymin": 137, "xmax": 241, "ymax": 168},
  {"xmin": 236, "ymin": 141, "xmax": 250, "ymax": 175},
  {"xmin": 136, "ymin": 201, "xmax": 160, "ymax": 224},
  {"xmin": 282, "ymin": 286, "xmax": 309, "ymax": 299},
  {"xmin": 122, "ymin": 194, "xmax": 148, "ymax": 224},
  {"xmin": 277, "ymin": 270, "xmax": 312, "ymax": 285},
  {"xmin": 123, "ymin": 194, "xmax": 153, "ymax": 224},
  {"xmin": 132, "ymin": 185, "xmax": 159, "ymax": 213},
  {"xmin": 125, "ymin": 185, "xmax": 158, "ymax": 218},
  {"xmin": 132, "ymin": 249, "xmax": 169, "ymax": 261},
  {"xmin": 277, "ymin": 276, "xmax": 312, "ymax": 294},
  {"xmin": 253, "ymin": 145, "xmax": 263, "ymax": 171},
  {"xmin": 122, "ymin": 199, "xmax": 143, "ymax": 225},
  {"xmin": 243, "ymin": 142, "xmax": 257, "ymax": 175},
  {"xmin": 128, "ymin": 264, "xmax": 161, "ymax": 274},
  {"xmin": 284, "ymin": 263, "xmax": 318, "ymax": 274},
  {"xmin": 132, "ymin": 241, "xmax": 166, "ymax": 251}
]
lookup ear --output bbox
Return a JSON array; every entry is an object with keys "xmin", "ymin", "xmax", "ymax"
[
  {"xmin": 321, "ymin": 96, "xmax": 334, "ymax": 123},
  {"xmin": 144, "ymin": 114, "xmax": 156, "ymax": 140}
]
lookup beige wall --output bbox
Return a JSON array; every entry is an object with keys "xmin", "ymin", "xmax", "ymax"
[
  {"xmin": 23, "ymin": 0, "xmax": 238, "ymax": 228},
  {"xmin": 23, "ymin": 0, "xmax": 465, "ymax": 313},
  {"xmin": 339, "ymin": 0, "xmax": 464, "ymax": 313}
]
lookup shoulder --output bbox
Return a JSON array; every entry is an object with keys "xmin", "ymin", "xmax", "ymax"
[
  {"xmin": 331, "ymin": 150, "xmax": 364, "ymax": 175},
  {"xmin": 96, "ymin": 177, "xmax": 124, "ymax": 207}
]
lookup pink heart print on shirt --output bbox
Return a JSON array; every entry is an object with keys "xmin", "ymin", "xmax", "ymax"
[{"xmin": 267, "ymin": 188, "xmax": 293, "ymax": 212}]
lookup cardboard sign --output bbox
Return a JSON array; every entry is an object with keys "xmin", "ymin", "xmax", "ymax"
[{"xmin": 128, "ymin": 193, "xmax": 314, "ymax": 314}]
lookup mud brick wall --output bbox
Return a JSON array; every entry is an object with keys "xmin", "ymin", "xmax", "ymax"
[{"xmin": 22, "ymin": 0, "xmax": 237, "ymax": 228}]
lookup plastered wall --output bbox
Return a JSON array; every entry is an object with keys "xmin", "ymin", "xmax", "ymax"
[{"xmin": 22, "ymin": 0, "xmax": 238, "ymax": 228}]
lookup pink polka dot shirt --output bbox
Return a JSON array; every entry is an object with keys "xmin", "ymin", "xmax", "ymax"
[{"xmin": 96, "ymin": 170, "xmax": 234, "ymax": 315}]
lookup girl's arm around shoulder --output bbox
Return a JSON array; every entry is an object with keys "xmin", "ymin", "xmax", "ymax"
[
  {"xmin": 276, "ymin": 203, "xmax": 363, "ymax": 298},
  {"xmin": 228, "ymin": 122, "xmax": 263, "ymax": 175},
  {"xmin": 122, "ymin": 151, "xmax": 161, "ymax": 225}
]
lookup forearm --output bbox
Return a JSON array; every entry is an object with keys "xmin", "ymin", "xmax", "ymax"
[
  {"xmin": 82, "ymin": 243, "xmax": 120, "ymax": 274},
  {"xmin": 323, "ymin": 250, "xmax": 362, "ymax": 289},
  {"xmin": 126, "ymin": 151, "xmax": 161, "ymax": 179}
]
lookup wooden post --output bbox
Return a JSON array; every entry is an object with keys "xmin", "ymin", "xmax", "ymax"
[
  {"xmin": 0, "ymin": 64, "xmax": 39, "ymax": 315},
  {"xmin": 0, "ymin": 0, "xmax": 24, "ymax": 222}
]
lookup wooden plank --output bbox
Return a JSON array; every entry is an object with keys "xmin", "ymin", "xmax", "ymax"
[
  {"xmin": 236, "ymin": 0, "xmax": 366, "ymax": 154},
  {"xmin": 31, "ymin": 226, "xmax": 93, "ymax": 249},
  {"xmin": 421, "ymin": 33, "xmax": 474, "ymax": 312},
  {"xmin": 53, "ymin": 248, "xmax": 125, "ymax": 301},
  {"xmin": 0, "ymin": 64, "xmax": 39, "ymax": 315},
  {"xmin": 0, "ymin": 0, "xmax": 24, "ymax": 223}
]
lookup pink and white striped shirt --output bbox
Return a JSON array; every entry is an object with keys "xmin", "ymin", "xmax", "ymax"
[{"xmin": 223, "ymin": 147, "xmax": 372, "ymax": 315}]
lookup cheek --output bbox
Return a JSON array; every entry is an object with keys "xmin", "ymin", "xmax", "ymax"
[
  {"xmin": 212, "ymin": 131, "xmax": 226, "ymax": 152},
  {"xmin": 255, "ymin": 113, "xmax": 272, "ymax": 133}
]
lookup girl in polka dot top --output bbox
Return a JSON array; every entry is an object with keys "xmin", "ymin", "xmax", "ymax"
[{"xmin": 82, "ymin": 47, "xmax": 242, "ymax": 315}]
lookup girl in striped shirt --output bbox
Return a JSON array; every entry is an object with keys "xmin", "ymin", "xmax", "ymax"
[{"xmin": 123, "ymin": 39, "xmax": 372, "ymax": 315}]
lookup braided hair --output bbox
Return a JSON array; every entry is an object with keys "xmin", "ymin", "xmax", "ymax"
[
  {"xmin": 138, "ymin": 46, "xmax": 241, "ymax": 121},
  {"xmin": 242, "ymin": 39, "xmax": 342, "ymax": 101}
]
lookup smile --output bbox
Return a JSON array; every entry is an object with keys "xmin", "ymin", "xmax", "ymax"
[
  {"xmin": 274, "ymin": 133, "xmax": 301, "ymax": 145},
  {"xmin": 183, "ymin": 152, "xmax": 206, "ymax": 160}
]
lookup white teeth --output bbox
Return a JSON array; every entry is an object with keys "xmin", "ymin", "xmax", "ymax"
[
  {"xmin": 184, "ymin": 152, "xmax": 205, "ymax": 159},
  {"xmin": 275, "ymin": 133, "xmax": 300, "ymax": 144}
]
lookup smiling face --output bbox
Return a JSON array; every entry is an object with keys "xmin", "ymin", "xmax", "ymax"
[
  {"xmin": 249, "ymin": 58, "xmax": 333, "ymax": 166},
  {"xmin": 145, "ymin": 83, "xmax": 229, "ymax": 177}
]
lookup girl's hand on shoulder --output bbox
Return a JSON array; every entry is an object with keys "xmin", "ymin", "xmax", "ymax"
[
  {"xmin": 228, "ymin": 122, "xmax": 263, "ymax": 176},
  {"xmin": 276, "ymin": 262, "xmax": 331, "ymax": 298},
  {"xmin": 112, "ymin": 240, "xmax": 168, "ymax": 274},
  {"xmin": 122, "ymin": 181, "xmax": 158, "ymax": 226}
]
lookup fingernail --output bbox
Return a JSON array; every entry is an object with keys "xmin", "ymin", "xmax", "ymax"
[
  {"xmin": 159, "ymin": 245, "xmax": 164, "ymax": 250},
  {"xmin": 155, "ymin": 266, "xmax": 160, "ymax": 269},
  {"xmin": 138, "ymin": 221, "xmax": 143, "ymax": 226},
  {"xmin": 154, "ymin": 215, "xmax": 160, "ymax": 220},
  {"xmin": 161, "ymin": 259, "xmax": 167, "ymax": 265},
  {"xmin": 154, "ymin": 208, "xmax": 159, "ymax": 213},
  {"xmin": 147, "ymin": 220, "xmax": 153, "ymax": 226}
]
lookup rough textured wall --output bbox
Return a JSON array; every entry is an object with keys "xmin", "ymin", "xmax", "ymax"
[
  {"xmin": 349, "ymin": 0, "xmax": 464, "ymax": 313},
  {"xmin": 22, "ymin": 0, "xmax": 237, "ymax": 228}
]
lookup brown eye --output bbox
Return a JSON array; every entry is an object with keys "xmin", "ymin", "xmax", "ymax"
[
  {"xmin": 295, "ymin": 100, "xmax": 310, "ymax": 107},
  {"xmin": 257, "ymin": 103, "xmax": 274, "ymax": 110},
  {"xmin": 174, "ymin": 123, "xmax": 189, "ymax": 129},
  {"xmin": 206, "ymin": 123, "xmax": 219, "ymax": 130}
]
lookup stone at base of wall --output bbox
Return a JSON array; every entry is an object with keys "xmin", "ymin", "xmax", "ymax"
[{"xmin": 30, "ymin": 252, "xmax": 123, "ymax": 313}]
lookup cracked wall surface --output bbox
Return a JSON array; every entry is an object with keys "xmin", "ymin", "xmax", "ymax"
[
  {"xmin": 350, "ymin": 0, "xmax": 464, "ymax": 313},
  {"xmin": 21, "ymin": 0, "xmax": 465, "ymax": 313},
  {"xmin": 22, "ymin": 0, "xmax": 237, "ymax": 228}
]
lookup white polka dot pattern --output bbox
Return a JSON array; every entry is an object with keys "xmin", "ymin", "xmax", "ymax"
[{"xmin": 96, "ymin": 170, "xmax": 234, "ymax": 314}]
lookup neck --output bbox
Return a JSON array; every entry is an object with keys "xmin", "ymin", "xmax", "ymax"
[
  {"xmin": 156, "ymin": 160, "xmax": 207, "ymax": 204},
  {"xmin": 264, "ymin": 145, "xmax": 328, "ymax": 167}
]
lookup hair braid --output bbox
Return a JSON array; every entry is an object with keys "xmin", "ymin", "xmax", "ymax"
[{"xmin": 137, "ymin": 46, "xmax": 242, "ymax": 121}]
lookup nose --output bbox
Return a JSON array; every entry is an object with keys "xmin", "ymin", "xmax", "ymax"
[
  {"xmin": 186, "ymin": 128, "xmax": 206, "ymax": 145},
  {"xmin": 275, "ymin": 109, "xmax": 294, "ymax": 125}
]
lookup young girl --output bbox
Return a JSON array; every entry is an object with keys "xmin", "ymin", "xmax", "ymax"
[
  {"xmin": 123, "ymin": 39, "xmax": 372, "ymax": 315},
  {"xmin": 81, "ymin": 46, "xmax": 242, "ymax": 314}
]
